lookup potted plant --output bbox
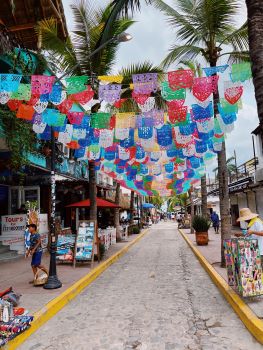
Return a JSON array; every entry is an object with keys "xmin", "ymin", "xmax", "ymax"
[{"xmin": 192, "ymin": 215, "xmax": 211, "ymax": 246}]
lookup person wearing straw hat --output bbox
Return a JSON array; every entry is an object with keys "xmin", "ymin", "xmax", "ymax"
[{"xmin": 237, "ymin": 208, "xmax": 263, "ymax": 265}]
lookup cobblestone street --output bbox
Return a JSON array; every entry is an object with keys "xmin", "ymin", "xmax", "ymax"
[{"xmin": 20, "ymin": 222, "xmax": 262, "ymax": 350}]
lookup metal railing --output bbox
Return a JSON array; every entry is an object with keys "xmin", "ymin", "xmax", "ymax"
[{"xmin": 207, "ymin": 157, "xmax": 258, "ymax": 195}]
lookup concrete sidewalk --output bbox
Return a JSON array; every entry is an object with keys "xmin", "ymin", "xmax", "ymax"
[
  {"xmin": 0, "ymin": 233, "xmax": 140, "ymax": 315},
  {"xmin": 183, "ymin": 227, "xmax": 263, "ymax": 319}
]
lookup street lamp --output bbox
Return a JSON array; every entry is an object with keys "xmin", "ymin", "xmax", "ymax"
[
  {"xmin": 56, "ymin": 32, "xmax": 133, "ymax": 83},
  {"xmin": 44, "ymin": 32, "xmax": 132, "ymax": 289}
]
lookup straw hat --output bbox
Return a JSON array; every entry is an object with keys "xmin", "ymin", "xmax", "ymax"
[{"xmin": 237, "ymin": 208, "xmax": 258, "ymax": 222}]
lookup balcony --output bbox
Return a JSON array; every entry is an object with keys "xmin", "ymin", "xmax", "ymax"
[{"xmin": 207, "ymin": 157, "xmax": 258, "ymax": 195}]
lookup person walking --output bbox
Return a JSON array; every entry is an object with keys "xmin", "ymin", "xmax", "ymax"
[
  {"xmin": 211, "ymin": 211, "xmax": 220, "ymax": 234},
  {"xmin": 26, "ymin": 224, "xmax": 48, "ymax": 282}
]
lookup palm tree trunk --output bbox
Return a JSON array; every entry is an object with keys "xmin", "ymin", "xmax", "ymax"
[
  {"xmin": 89, "ymin": 160, "xmax": 97, "ymax": 220},
  {"xmin": 114, "ymin": 183, "xmax": 121, "ymax": 241},
  {"xmin": 217, "ymin": 142, "xmax": 231, "ymax": 266},
  {"xmin": 246, "ymin": 0, "xmax": 263, "ymax": 125},
  {"xmin": 210, "ymin": 63, "xmax": 231, "ymax": 267},
  {"xmin": 190, "ymin": 188, "xmax": 194, "ymax": 234},
  {"xmin": 201, "ymin": 175, "xmax": 207, "ymax": 218},
  {"xmin": 130, "ymin": 190, "xmax": 135, "ymax": 224}
]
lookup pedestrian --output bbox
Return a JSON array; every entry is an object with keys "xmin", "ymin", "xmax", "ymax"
[
  {"xmin": 211, "ymin": 211, "xmax": 220, "ymax": 234},
  {"xmin": 26, "ymin": 224, "xmax": 48, "ymax": 283},
  {"xmin": 176, "ymin": 212, "xmax": 181, "ymax": 223},
  {"xmin": 237, "ymin": 208, "xmax": 263, "ymax": 266}
]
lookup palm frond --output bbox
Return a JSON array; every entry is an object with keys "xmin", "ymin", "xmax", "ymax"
[
  {"xmin": 178, "ymin": 60, "xmax": 203, "ymax": 77},
  {"xmin": 35, "ymin": 18, "xmax": 79, "ymax": 74},
  {"xmin": 154, "ymin": 0, "xmax": 248, "ymax": 68},
  {"xmin": 116, "ymin": 61, "xmax": 165, "ymax": 112},
  {"xmin": 119, "ymin": 61, "xmax": 164, "ymax": 85},
  {"xmin": 161, "ymin": 45, "xmax": 203, "ymax": 68},
  {"xmin": 219, "ymin": 21, "xmax": 248, "ymax": 49},
  {"xmin": 70, "ymin": 0, "xmax": 98, "ymax": 74},
  {"xmin": 95, "ymin": 0, "xmax": 151, "ymax": 49},
  {"xmin": 196, "ymin": 0, "xmax": 240, "ymax": 41},
  {"xmin": 37, "ymin": 2, "xmax": 135, "ymax": 76},
  {"xmin": 220, "ymin": 51, "xmax": 250, "ymax": 63},
  {"xmin": 226, "ymin": 156, "xmax": 235, "ymax": 164},
  {"xmin": 72, "ymin": 2, "xmax": 135, "ymax": 75},
  {"xmin": 153, "ymin": 0, "xmax": 201, "ymax": 45}
]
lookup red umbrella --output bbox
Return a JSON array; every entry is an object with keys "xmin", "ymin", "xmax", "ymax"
[{"xmin": 66, "ymin": 197, "xmax": 121, "ymax": 208}]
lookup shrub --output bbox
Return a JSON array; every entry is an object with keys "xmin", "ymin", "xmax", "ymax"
[
  {"xmin": 192, "ymin": 216, "xmax": 211, "ymax": 232},
  {"xmin": 133, "ymin": 226, "xmax": 140, "ymax": 234}
]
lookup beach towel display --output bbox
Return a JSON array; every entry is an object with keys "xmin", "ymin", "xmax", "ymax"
[{"xmin": 56, "ymin": 234, "xmax": 76, "ymax": 262}]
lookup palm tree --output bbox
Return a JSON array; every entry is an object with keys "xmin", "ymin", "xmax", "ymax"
[
  {"xmin": 130, "ymin": 190, "xmax": 135, "ymax": 224},
  {"xmin": 153, "ymin": 0, "xmax": 249, "ymax": 266},
  {"xmin": 245, "ymin": 1, "xmax": 263, "ymax": 126},
  {"xmin": 36, "ymin": 1, "xmax": 135, "ymax": 76},
  {"xmin": 94, "ymin": 0, "xmax": 152, "ymax": 52},
  {"xmin": 37, "ymin": 1, "xmax": 135, "ymax": 220},
  {"xmin": 37, "ymin": 1, "xmax": 162, "ymax": 222},
  {"xmin": 168, "ymin": 195, "xmax": 179, "ymax": 212},
  {"xmin": 150, "ymin": 195, "xmax": 164, "ymax": 209},
  {"xmin": 180, "ymin": 60, "xmax": 208, "ymax": 218},
  {"xmin": 213, "ymin": 156, "xmax": 237, "ymax": 181}
]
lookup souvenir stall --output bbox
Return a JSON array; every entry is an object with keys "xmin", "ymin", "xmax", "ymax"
[
  {"xmin": 0, "ymin": 288, "xmax": 33, "ymax": 347},
  {"xmin": 224, "ymin": 238, "xmax": 263, "ymax": 297},
  {"xmin": 141, "ymin": 202, "xmax": 156, "ymax": 226},
  {"xmin": 66, "ymin": 198, "xmax": 120, "ymax": 255}
]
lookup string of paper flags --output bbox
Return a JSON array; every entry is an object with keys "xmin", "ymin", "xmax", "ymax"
[{"xmin": 0, "ymin": 62, "xmax": 252, "ymax": 196}]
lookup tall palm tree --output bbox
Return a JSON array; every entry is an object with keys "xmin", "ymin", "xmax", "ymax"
[
  {"xmin": 168, "ymin": 195, "xmax": 179, "ymax": 212},
  {"xmin": 37, "ymin": 1, "xmax": 135, "ymax": 221},
  {"xmin": 153, "ymin": 0, "xmax": 249, "ymax": 266},
  {"xmin": 180, "ymin": 60, "xmax": 208, "ymax": 218},
  {"xmin": 36, "ymin": 1, "xmax": 135, "ymax": 76},
  {"xmin": 150, "ymin": 195, "xmax": 164, "ymax": 209},
  {"xmin": 37, "ymin": 1, "xmax": 163, "ymax": 222},
  {"xmin": 130, "ymin": 190, "xmax": 135, "ymax": 224},
  {"xmin": 245, "ymin": 1, "xmax": 263, "ymax": 126}
]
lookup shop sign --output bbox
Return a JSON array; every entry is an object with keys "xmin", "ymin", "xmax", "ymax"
[
  {"xmin": 1, "ymin": 214, "xmax": 27, "ymax": 235},
  {"xmin": 38, "ymin": 214, "xmax": 48, "ymax": 234},
  {"xmin": 25, "ymin": 152, "xmax": 47, "ymax": 168}
]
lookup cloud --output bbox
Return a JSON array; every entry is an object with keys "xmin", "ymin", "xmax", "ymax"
[
  {"xmin": 225, "ymin": 103, "xmax": 258, "ymax": 163},
  {"xmin": 61, "ymin": 0, "xmax": 257, "ymax": 176}
]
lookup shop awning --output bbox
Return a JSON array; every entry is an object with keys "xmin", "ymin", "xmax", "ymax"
[
  {"xmin": 142, "ymin": 203, "xmax": 155, "ymax": 209},
  {"xmin": 66, "ymin": 197, "xmax": 121, "ymax": 208}
]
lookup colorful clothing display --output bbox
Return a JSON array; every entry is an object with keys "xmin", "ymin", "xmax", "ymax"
[
  {"xmin": 224, "ymin": 238, "xmax": 263, "ymax": 297},
  {"xmin": 0, "ymin": 298, "xmax": 33, "ymax": 346}
]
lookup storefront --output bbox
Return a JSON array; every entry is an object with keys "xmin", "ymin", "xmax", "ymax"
[{"xmin": 66, "ymin": 197, "xmax": 121, "ymax": 231}]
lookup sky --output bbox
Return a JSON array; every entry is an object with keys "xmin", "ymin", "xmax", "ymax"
[{"xmin": 61, "ymin": 0, "xmax": 259, "ymax": 173}]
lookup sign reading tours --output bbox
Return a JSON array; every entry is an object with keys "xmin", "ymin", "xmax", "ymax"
[{"xmin": 1, "ymin": 214, "xmax": 27, "ymax": 235}]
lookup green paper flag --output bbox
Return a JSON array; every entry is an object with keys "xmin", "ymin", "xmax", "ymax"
[
  {"xmin": 231, "ymin": 63, "xmax": 252, "ymax": 82},
  {"xmin": 91, "ymin": 113, "xmax": 111, "ymax": 129},
  {"xmin": 11, "ymin": 84, "xmax": 31, "ymax": 101},
  {"xmin": 161, "ymin": 82, "xmax": 186, "ymax": 101},
  {"xmin": 66, "ymin": 76, "xmax": 89, "ymax": 94}
]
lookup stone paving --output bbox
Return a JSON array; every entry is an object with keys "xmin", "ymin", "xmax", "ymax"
[
  {"xmin": 0, "ymin": 235, "xmax": 137, "ymax": 313},
  {"xmin": 19, "ymin": 222, "xmax": 262, "ymax": 350}
]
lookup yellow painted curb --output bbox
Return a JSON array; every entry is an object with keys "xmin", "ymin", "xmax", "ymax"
[
  {"xmin": 178, "ymin": 228, "xmax": 263, "ymax": 344},
  {"xmin": 5, "ymin": 229, "xmax": 149, "ymax": 350}
]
